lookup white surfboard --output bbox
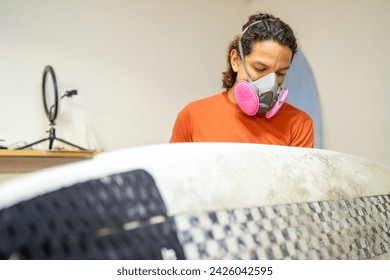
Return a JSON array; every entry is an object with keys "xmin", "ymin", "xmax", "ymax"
[{"xmin": 0, "ymin": 143, "xmax": 388, "ymax": 259}]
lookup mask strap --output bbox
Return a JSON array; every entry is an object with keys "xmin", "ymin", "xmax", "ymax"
[{"xmin": 238, "ymin": 20, "xmax": 263, "ymax": 84}]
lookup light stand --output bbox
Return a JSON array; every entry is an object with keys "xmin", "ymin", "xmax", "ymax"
[{"xmin": 16, "ymin": 65, "xmax": 87, "ymax": 151}]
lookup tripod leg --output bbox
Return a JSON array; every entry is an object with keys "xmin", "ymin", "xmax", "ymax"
[
  {"xmin": 15, "ymin": 138, "xmax": 49, "ymax": 150},
  {"xmin": 56, "ymin": 138, "xmax": 87, "ymax": 151},
  {"xmin": 49, "ymin": 137, "xmax": 55, "ymax": 150}
]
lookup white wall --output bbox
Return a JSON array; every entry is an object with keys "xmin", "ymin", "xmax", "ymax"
[
  {"xmin": 1, "ymin": 0, "xmax": 389, "ymax": 168},
  {"xmin": 0, "ymin": 0, "xmax": 247, "ymax": 150},
  {"xmin": 247, "ymin": 0, "xmax": 390, "ymax": 166}
]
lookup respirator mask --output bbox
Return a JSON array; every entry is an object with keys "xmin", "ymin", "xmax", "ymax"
[{"xmin": 234, "ymin": 21, "xmax": 288, "ymax": 118}]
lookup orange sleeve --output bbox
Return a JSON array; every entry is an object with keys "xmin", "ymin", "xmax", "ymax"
[
  {"xmin": 169, "ymin": 108, "xmax": 192, "ymax": 142},
  {"xmin": 290, "ymin": 118, "xmax": 314, "ymax": 148}
]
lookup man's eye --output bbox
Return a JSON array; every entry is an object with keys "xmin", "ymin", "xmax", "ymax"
[
  {"xmin": 277, "ymin": 72, "xmax": 286, "ymax": 76},
  {"xmin": 255, "ymin": 68, "xmax": 266, "ymax": 72}
]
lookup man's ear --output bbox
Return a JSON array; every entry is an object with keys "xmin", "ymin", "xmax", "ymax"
[{"xmin": 230, "ymin": 49, "xmax": 241, "ymax": 72}]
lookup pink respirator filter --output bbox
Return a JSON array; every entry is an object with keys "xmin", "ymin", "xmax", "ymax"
[
  {"xmin": 265, "ymin": 88, "xmax": 288, "ymax": 118},
  {"xmin": 234, "ymin": 81, "xmax": 288, "ymax": 118},
  {"xmin": 234, "ymin": 81, "xmax": 259, "ymax": 116}
]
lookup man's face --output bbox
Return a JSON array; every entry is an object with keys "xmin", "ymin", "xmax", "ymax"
[{"xmin": 231, "ymin": 40, "xmax": 293, "ymax": 86}]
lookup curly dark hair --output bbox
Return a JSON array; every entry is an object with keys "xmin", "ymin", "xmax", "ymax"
[{"xmin": 222, "ymin": 13, "xmax": 298, "ymax": 90}]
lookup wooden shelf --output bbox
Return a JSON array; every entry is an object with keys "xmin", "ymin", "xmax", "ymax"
[{"xmin": 0, "ymin": 150, "xmax": 100, "ymax": 173}]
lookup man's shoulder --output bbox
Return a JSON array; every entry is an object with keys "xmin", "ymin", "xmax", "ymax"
[
  {"xmin": 281, "ymin": 102, "xmax": 312, "ymax": 121},
  {"xmin": 189, "ymin": 92, "xmax": 224, "ymax": 104},
  {"xmin": 184, "ymin": 92, "xmax": 225, "ymax": 110}
]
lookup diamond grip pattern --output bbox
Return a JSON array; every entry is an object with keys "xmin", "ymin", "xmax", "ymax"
[
  {"xmin": 175, "ymin": 195, "xmax": 390, "ymax": 259},
  {"xmin": 0, "ymin": 169, "xmax": 185, "ymax": 259}
]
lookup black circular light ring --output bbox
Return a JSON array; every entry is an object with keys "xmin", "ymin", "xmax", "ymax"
[{"xmin": 42, "ymin": 65, "xmax": 59, "ymax": 123}]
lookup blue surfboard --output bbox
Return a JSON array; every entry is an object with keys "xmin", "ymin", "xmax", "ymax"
[{"xmin": 284, "ymin": 50, "xmax": 323, "ymax": 148}]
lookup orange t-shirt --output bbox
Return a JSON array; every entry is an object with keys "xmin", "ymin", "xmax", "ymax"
[{"xmin": 170, "ymin": 92, "xmax": 314, "ymax": 148}]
